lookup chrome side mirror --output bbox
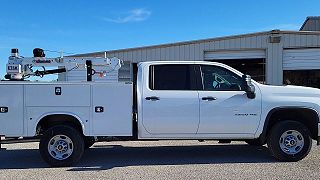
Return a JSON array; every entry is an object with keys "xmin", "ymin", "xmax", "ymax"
[{"xmin": 242, "ymin": 75, "xmax": 255, "ymax": 99}]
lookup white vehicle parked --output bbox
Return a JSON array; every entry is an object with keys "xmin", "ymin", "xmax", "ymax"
[{"xmin": 0, "ymin": 49, "xmax": 319, "ymax": 166}]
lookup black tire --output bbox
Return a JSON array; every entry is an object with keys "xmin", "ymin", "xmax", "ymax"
[
  {"xmin": 245, "ymin": 139, "xmax": 265, "ymax": 146},
  {"xmin": 267, "ymin": 121, "xmax": 312, "ymax": 162},
  {"xmin": 39, "ymin": 125, "xmax": 84, "ymax": 167},
  {"xmin": 84, "ymin": 136, "xmax": 95, "ymax": 149}
]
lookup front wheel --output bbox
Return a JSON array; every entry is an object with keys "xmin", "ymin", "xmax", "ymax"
[
  {"xmin": 267, "ymin": 121, "xmax": 312, "ymax": 162},
  {"xmin": 39, "ymin": 125, "xmax": 84, "ymax": 167}
]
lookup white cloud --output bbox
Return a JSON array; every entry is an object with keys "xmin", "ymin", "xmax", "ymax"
[{"xmin": 101, "ymin": 8, "xmax": 151, "ymax": 23}]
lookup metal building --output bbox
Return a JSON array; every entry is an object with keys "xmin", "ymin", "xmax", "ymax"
[{"xmin": 73, "ymin": 16, "xmax": 320, "ymax": 88}]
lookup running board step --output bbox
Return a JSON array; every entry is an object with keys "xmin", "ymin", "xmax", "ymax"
[{"xmin": 0, "ymin": 137, "xmax": 39, "ymax": 144}]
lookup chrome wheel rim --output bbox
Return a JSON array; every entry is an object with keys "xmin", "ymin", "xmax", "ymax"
[
  {"xmin": 48, "ymin": 135, "xmax": 74, "ymax": 160},
  {"xmin": 279, "ymin": 130, "xmax": 304, "ymax": 155}
]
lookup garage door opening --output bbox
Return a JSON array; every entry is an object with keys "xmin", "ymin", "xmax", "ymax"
[
  {"xmin": 283, "ymin": 48, "xmax": 320, "ymax": 89},
  {"xmin": 208, "ymin": 59, "xmax": 266, "ymax": 84},
  {"xmin": 204, "ymin": 50, "xmax": 266, "ymax": 84},
  {"xmin": 283, "ymin": 70, "xmax": 320, "ymax": 89}
]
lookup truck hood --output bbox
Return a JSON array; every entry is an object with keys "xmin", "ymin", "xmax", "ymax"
[
  {"xmin": 257, "ymin": 84, "xmax": 320, "ymax": 121},
  {"xmin": 258, "ymin": 84, "xmax": 320, "ymax": 98},
  {"xmin": 257, "ymin": 84, "xmax": 320, "ymax": 112}
]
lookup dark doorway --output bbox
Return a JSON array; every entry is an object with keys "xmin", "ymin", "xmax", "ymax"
[
  {"xmin": 283, "ymin": 70, "xmax": 320, "ymax": 89},
  {"xmin": 208, "ymin": 59, "xmax": 266, "ymax": 84}
]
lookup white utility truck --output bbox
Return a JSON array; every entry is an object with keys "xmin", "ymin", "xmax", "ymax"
[{"xmin": 0, "ymin": 48, "xmax": 319, "ymax": 167}]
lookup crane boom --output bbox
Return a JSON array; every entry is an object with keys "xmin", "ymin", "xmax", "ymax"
[{"xmin": 4, "ymin": 48, "xmax": 122, "ymax": 81}]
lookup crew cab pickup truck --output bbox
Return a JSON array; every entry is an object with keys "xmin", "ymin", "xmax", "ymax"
[{"xmin": 1, "ymin": 61, "xmax": 319, "ymax": 166}]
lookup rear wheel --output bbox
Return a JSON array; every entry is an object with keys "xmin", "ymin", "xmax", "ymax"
[
  {"xmin": 39, "ymin": 125, "xmax": 84, "ymax": 167},
  {"xmin": 267, "ymin": 121, "xmax": 312, "ymax": 162}
]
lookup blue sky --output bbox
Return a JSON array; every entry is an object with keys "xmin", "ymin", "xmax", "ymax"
[{"xmin": 0, "ymin": 0, "xmax": 319, "ymax": 78}]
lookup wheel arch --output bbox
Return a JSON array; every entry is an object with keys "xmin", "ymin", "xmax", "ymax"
[
  {"xmin": 260, "ymin": 107, "xmax": 319, "ymax": 143},
  {"xmin": 35, "ymin": 112, "xmax": 86, "ymax": 136}
]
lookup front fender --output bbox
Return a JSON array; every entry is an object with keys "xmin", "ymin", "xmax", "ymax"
[{"xmin": 256, "ymin": 106, "xmax": 319, "ymax": 142}]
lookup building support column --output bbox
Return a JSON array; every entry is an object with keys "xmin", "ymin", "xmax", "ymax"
[{"xmin": 266, "ymin": 34, "xmax": 283, "ymax": 85}]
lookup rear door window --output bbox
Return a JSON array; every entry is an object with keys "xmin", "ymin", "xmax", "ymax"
[{"xmin": 149, "ymin": 64, "xmax": 197, "ymax": 90}]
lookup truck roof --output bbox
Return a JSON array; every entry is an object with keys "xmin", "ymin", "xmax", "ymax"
[{"xmin": 138, "ymin": 61, "xmax": 244, "ymax": 76}]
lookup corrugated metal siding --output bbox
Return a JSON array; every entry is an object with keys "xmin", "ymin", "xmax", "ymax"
[
  {"xmin": 204, "ymin": 50, "xmax": 265, "ymax": 60},
  {"xmin": 72, "ymin": 31, "xmax": 320, "ymax": 85},
  {"xmin": 283, "ymin": 48, "xmax": 320, "ymax": 70},
  {"xmin": 283, "ymin": 34, "xmax": 320, "ymax": 48},
  {"xmin": 120, "ymin": 34, "xmax": 269, "ymax": 61},
  {"xmin": 161, "ymin": 35, "xmax": 261, "ymax": 60}
]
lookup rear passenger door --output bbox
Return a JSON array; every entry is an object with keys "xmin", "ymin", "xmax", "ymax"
[{"xmin": 142, "ymin": 64, "xmax": 200, "ymax": 135}]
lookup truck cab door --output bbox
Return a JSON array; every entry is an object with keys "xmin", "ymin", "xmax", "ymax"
[
  {"xmin": 197, "ymin": 65, "xmax": 262, "ymax": 136},
  {"xmin": 141, "ymin": 64, "xmax": 199, "ymax": 135}
]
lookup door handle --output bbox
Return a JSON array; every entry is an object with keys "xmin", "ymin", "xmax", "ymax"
[
  {"xmin": 202, "ymin": 96, "xmax": 217, "ymax": 101},
  {"xmin": 145, "ymin": 96, "xmax": 160, "ymax": 101}
]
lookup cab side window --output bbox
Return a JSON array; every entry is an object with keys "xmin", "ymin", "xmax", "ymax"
[
  {"xmin": 149, "ymin": 65, "xmax": 197, "ymax": 90},
  {"xmin": 200, "ymin": 65, "xmax": 245, "ymax": 91}
]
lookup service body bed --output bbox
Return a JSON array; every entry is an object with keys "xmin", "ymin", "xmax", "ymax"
[{"xmin": 0, "ymin": 81, "xmax": 133, "ymax": 137}]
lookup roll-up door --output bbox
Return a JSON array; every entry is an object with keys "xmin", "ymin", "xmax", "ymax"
[
  {"xmin": 283, "ymin": 48, "xmax": 320, "ymax": 70},
  {"xmin": 204, "ymin": 50, "xmax": 266, "ymax": 60}
]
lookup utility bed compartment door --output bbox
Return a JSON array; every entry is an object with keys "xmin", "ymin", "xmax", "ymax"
[
  {"xmin": 92, "ymin": 83, "xmax": 132, "ymax": 136},
  {"xmin": 0, "ymin": 85, "xmax": 24, "ymax": 136},
  {"xmin": 25, "ymin": 84, "xmax": 90, "ymax": 107}
]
